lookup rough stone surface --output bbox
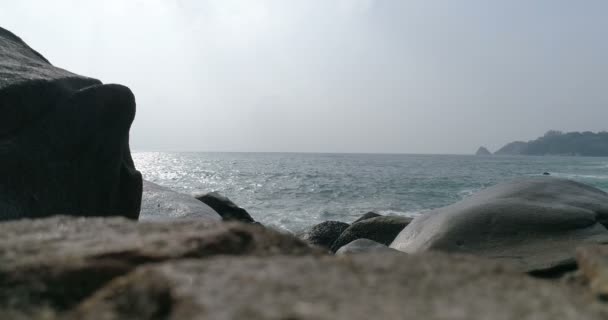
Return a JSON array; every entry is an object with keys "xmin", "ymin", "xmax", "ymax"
[
  {"xmin": 194, "ymin": 191, "xmax": 255, "ymax": 223},
  {"xmin": 577, "ymin": 245, "xmax": 608, "ymax": 299},
  {"xmin": 335, "ymin": 239, "xmax": 400, "ymax": 255},
  {"xmin": 0, "ymin": 27, "xmax": 142, "ymax": 221},
  {"xmin": 391, "ymin": 177, "xmax": 608, "ymax": 273},
  {"xmin": 140, "ymin": 181, "xmax": 221, "ymax": 221},
  {"xmin": 72, "ymin": 253, "xmax": 608, "ymax": 320},
  {"xmin": 331, "ymin": 216, "xmax": 412, "ymax": 252},
  {"xmin": 0, "ymin": 216, "xmax": 322, "ymax": 314},
  {"xmin": 352, "ymin": 211, "xmax": 381, "ymax": 223},
  {"xmin": 299, "ymin": 221, "xmax": 350, "ymax": 249}
]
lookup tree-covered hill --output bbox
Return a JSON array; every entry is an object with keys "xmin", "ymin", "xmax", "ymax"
[{"xmin": 495, "ymin": 131, "xmax": 608, "ymax": 156}]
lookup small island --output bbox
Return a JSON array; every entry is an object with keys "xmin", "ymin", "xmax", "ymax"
[
  {"xmin": 495, "ymin": 130, "xmax": 608, "ymax": 157},
  {"xmin": 475, "ymin": 146, "xmax": 492, "ymax": 156}
]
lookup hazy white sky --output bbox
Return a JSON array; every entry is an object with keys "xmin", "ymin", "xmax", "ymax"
[{"xmin": 2, "ymin": 0, "xmax": 607, "ymax": 153}]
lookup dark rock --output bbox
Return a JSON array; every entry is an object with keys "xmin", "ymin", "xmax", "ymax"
[
  {"xmin": 335, "ymin": 239, "xmax": 401, "ymax": 255},
  {"xmin": 476, "ymin": 146, "xmax": 492, "ymax": 156},
  {"xmin": 391, "ymin": 177, "xmax": 608, "ymax": 273},
  {"xmin": 353, "ymin": 211, "xmax": 382, "ymax": 223},
  {"xmin": 140, "ymin": 181, "xmax": 221, "ymax": 221},
  {"xmin": 0, "ymin": 26, "xmax": 141, "ymax": 220},
  {"xmin": 331, "ymin": 216, "xmax": 412, "ymax": 252},
  {"xmin": 71, "ymin": 252, "xmax": 607, "ymax": 320},
  {"xmin": 194, "ymin": 191, "xmax": 255, "ymax": 223},
  {"xmin": 543, "ymin": 172, "xmax": 551, "ymax": 176},
  {"xmin": 300, "ymin": 221, "xmax": 350, "ymax": 249},
  {"xmin": 0, "ymin": 216, "xmax": 322, "ymax": 315}
]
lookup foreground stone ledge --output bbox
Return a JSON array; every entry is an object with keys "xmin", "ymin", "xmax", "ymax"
[
  {"xmin": 71, "ymin": 253, "xmax": 607, "ymax": 320},
  {"xmin": 577, "ymin": 245, "xmax": 608, "ymax": 299},
  {"xmin": 0, "ymin": 216, "xmax": 323, "ymax": 314}
]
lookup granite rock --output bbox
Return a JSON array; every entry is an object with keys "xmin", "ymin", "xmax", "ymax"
[
  {"xmin": 391, "ymin": 177, "xmax": 608, "ymax": 273},
  {"xmin": 0, "ymin": 216, "xmax": 321, "ymax": 314},
  {"xmin": 331, "ymin": 216, "xmax": 412, "ymax": 252},
  {"xmin": 0, "ymin": 26, "xmax": 141, "ymax": 220},
  {"xmin": 72, "ymin": 252, "xmax": 607, "ymax": 320},
  {"xmin": 299, "ymin": 221, "xmax": 350, "ymax": 249}
]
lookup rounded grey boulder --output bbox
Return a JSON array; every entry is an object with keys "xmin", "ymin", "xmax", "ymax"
[
  {"xmin": 331, "ymin": 216, "xmax": 412, "ymax": 252},
  {"xmin": 352, "ymin": 211, "xmax": 382, "ymax": 223},
  {"xmin": 390, "ymin": 177, "xmax": 608, "ymax": 273},
  {"xmin": 300, "ymin": 221, "xmax": 350, "ymax": 249},
  {"xmin": 139, "ymin": 181, "xmax": 221, "ymax": 222},
  {"xmin": 335, "ymin": 239, "xmax": 400, "ymax": 255}
]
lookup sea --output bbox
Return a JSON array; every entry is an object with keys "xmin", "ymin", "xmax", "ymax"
[{"xmin": 133, "ymin": 152, "xmax": 608, "ymax": 233}]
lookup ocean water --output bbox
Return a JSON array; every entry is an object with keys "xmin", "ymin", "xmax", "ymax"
[{"xmin": 133, "ymin": 152, "xmax": 608, "ymax": 232}]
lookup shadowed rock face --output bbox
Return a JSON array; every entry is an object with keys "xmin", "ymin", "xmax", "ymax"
[
  {"xmin": 391, "ymin": 177, "xmax": 608, "ymax": 273},
  {"xmin": 0, "ymin": 27, "xmax": 141, "ymax": 220},
  {"xmin": 299, "ymin": 221, "xmax": 350, "ymax": 249}
]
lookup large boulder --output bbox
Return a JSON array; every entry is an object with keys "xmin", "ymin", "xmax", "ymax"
[
  {"xmin": 0, "ymin": 215, "xmax": 322, "ymax": 316},
  {"xmin": 71, "ymin": 253, "xmax": 607, "ymax": 320},
  {"xmin": 299, "ymin": 221, "xmax": 350, "ymax": 249},
  {"xmin": 331, "ymin": 216, "xmax": 412, "ymax": 252},
  {"xmin": 391, "ymin": 177, "xmax": 608, "ymax": 273},
  {"xmin": 194, "ymin": 191, "xmax": 255, "ymax": 223},
  {"xmin": 0, "ymin": 27, "xmax": 141, "ymax": 220},
  {"xmin": 140, "ymin": 181, "xmax": 221, "ymax": 221}
]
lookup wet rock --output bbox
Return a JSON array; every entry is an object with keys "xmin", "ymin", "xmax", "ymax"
[
  {"xmin": 300, "ymin": 221, "xmax": 350, "ymax": 249},
  {"xmin": 335, "ymin": 239, "xmax": 400, "ymax": 255},
  {"xmin": 72, "ymin": 252, "xmax": 607, "ymax": 320},
  {"xmin": 0, "ymin": 26, "xmax": 141, "ymax": 220},
  {"xmin": 0, "ymin": 216, "xmax": 322, "ymax": 313},
  {"xmin": 194, "ymin": 192, "xmax": 255, "ymax": 223},
  {"xmin": 139, "ymin": 181, "xmax": 221, "ymax": 221},
  {"xmin": 352, "ymin": 211, "xmax": 382, "ymax": 223},
  {"xmin": 331, "ymin": 216, "xmax": 412, "ymax": 252},
  {"xmin": 391, "ymin": 177, "xmax": 608, "ymax": 273}
]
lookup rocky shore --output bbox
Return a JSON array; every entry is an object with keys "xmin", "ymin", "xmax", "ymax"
[{"xmin": 3, "ymin": 26, "xmax": 608, "ymax": 319}]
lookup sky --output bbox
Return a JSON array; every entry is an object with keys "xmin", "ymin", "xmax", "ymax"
[{"xmin": 2, "ymin": 0, "xmax": 607, "ymax": 154}]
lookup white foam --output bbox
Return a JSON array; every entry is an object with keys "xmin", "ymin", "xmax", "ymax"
[
  {"xmin": 550, "ymin": 172, "xmax": 608, "ymax": 180},
  {"xmin": 377, "ymin": 209, "xmax": 428, "ymax": 218}
]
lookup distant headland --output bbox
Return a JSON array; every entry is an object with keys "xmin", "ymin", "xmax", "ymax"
[{"xmin": 478, "ymin": 130, "xmax": 608, "ymax": 156}]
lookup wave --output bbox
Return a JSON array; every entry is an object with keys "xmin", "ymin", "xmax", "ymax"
[
  {"xmin": 458, "ymin": 188, "xmax": 481, "ymax": 198},
  {"xmin": 377, "ymin": 209, "xmax": 428, "ymax": 218},
  {"xmin": 548, "ymin": 172, "xmax": 608, "ymax": 180}
]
